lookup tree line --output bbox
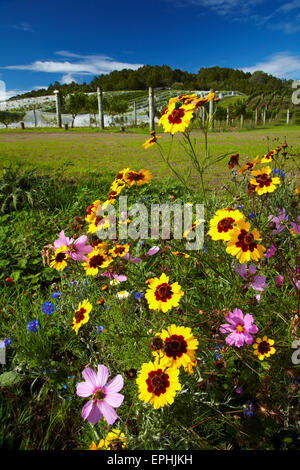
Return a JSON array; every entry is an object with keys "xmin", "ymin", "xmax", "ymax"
[{"xmin": 9, "ymin": 65, "xmax": 292, "ymax": 101}]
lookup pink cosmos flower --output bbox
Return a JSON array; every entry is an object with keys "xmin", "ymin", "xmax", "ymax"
[
  {"xmin": 122, "ymin": 252, "xmax": 142, "ymax": 264},
  {"xmin": 268, "ymin": 208, "xmax": 288, "ymax": 234},
  {"xmin": 219, "ymin": 308, "xmax": 258, "ymax": 348},
  {"xmin": 234, "ymin": 264, "xmax": 267, "ymax": 301},
  {"xmin": 290, "ymin": 216, "xmax": 300, "ymax": 234},
  {"xmin": 274, "ymin": 275, "xmax": 283, "ymax": 286},
  {"xmin": 76, "ymin": 365, "xmax": 124, "ymax": 425},
  {"xmin": 264, "ymin": 244, "xmax": 276, "ymax": 258},
  {"xmin": 101, "ymin": 272, "xmax": 127, "ymax": 282},
  {"xmin": 54, "ymin": 231, "xmax": 93, "ymax": 261},
  {"xmin": 146, "ymin": 246, "xmax": 160, "ymax": 256}
]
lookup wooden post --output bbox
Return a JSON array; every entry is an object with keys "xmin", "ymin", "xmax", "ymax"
[
  {"xmin": 33, "ymin": 108, "xmax": 37, "ymax": 128},
  {"xmin": 255, "ymin": 108, "xmax": 258, "ymax": 126},
  {"xmin": 287, "ymin": 108, "xmax": 290, "ymax": 125},
  {"xmin": 240, "ymin": 114, "xmax": 244, "ymax": 128},
  {"xmin": 133, "ymin": 100, "xmax": 137, "ymax": 127},
  {"xmin": 226, "ymin": 106, "xmax": 229, "ymax": 127},
  {"xmin": 263, "ymin": 108, "xmax": 266, "ymax": 126},
  {"xmin": 149, "ymin": 87, "xmax": 155, "ymax": 132},
  {"xmin": 54, "ymin": 90, "xmax": 62, "ymax": 128},
  {"xmin": 209, "ymin": 88, "xmax": 215, "ymax": 130},
  {"xmin": 97, "ymin": 87, "xmax": 104, "ymax": 129}
]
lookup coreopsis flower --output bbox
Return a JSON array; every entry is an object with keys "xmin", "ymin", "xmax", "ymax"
[
  {"xmin": 237, "ymin": 155, "xmax": 260, "ymax": 175},
  {"xmin": 109, "ymin": 243, "xmax": 130, "ymax": 258},
  {"xmin": 260, "ymin": 150, "xmax": 277, "ymax": 164},
  {"xmin": 124, "ymin": 169, "xmax": 152, "ymax": 187},
  {"xmin": 85, "ymin": 200, "xmax": 101, "ymax": 223},
  {"xmin": 253, "ymin": 336, "xmax": 276, "ymax": 361},
  {"xmin": 87, "ymin": 215, "xmax": 106, "ymax": 234},
  {"xmin": 228, "ymin": 154, "xmax": 239, "ymax": 169},
  {"xmin": 268, "ymin": 208, "xmax": 289, "ymax": 234},
  {"xmin": 171, "ymin": 251, "xmax": 190, "ymax": 258},
  {"xmin": 294, "ymin": 188, "xmax": 300, "ymax": 196},
  {"xmin": 50, "ymin": 245, "xmax": 69, "ymax": 271},
  {"xmin": 143, "ymin": 132, "xmax": 161, "ymax": 149},
  {"xmin": 97, "ymin": 429, "xmax": 127, "ymax": 450},
  {"xmin": 76, "ymin": 365, "xmax": 124, "ymax": 425},
  {"xmin": 193, "ymin": 91, "xmax": 215, "ymax": 109},
  {"xmin": 219, "ymin": 308, "xmax": 258, "ymax": 347},
  {"xmin": 158, "ymin": 100, "xmax": 195, "ymax": 135},
  {"xmin": 152, "ymin": 324, "xmax": 199, "ymax": 371},
  {"xmin": 82, "ymin": 248, "xmax": 112, "ymax": 276},
  {"xmin": 226, "ymin": 219, "xmax": 265, "ymax": 263},
  {"xmin": 111, "ymin": 168, "xmax": 130, "ymax": 189},
  {"xmin": 136, "ymin": 360, "xmax": 181, "ymax": 409},
  {"xmin": 208, "ymin": 208, "xmax": 244, "ymax": 241},
  {"xmin": 249, "ymin": 166, "xmax": 280, "ymax": 195},
  {"xmin": 145, "ymin": 273, "xmax": 184, "ymax": 313},
  {"xmin": 72, "ymin": 299, "xmax": 92, "ymax": 335}
]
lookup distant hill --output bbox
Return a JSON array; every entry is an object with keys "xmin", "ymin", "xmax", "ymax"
[{"xmin": 10, "ymin": 65, "xmax": 293, "ymax": 100}]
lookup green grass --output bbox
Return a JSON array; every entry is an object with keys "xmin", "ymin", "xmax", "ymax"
[{"xmin": 0, "ymin": 125, "xmax": 299, "ymax": 185}]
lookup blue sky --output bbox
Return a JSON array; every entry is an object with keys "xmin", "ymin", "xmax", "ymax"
[{"xmin": 1, "ymin": 0, "xmax": 300, "ymax": 98}]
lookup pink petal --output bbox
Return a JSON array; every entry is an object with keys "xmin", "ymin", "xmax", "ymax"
[
  {"xmin": 96, "ymin": 365, "xmax": 109, "ymax": 388},
  {"xmin": 101, "ymin": 272, "xmax": 112, "ymax": 279},
  {"xmin": 231, "ymin": 308, "xmax": 243, "ymax": 320},
  {"xmin": 84, "ymin": 401, "xmax": 102, "ymax": 424},
  {"xmin": 248, "ymin": 264, "xmax": 256, "ymax": 275},
  {"xmin": 99, "ymin": 400, "xmax": 118, "ymax": 425},
  {"xmin": 76, "ymin": 381, "xmax": 94, "ymax": 397},
  {"xmin": 243, "ymin": 313, "xmax": 255, "ymax": 327},
  {"xmin": 104, "ymin": 374, "xmax": 124, "ymax": 394},
  {"xmin": 113, "ymin": 274, "xmax": 127, "ymax": 282},
  {"xmin": 244, "ymin": 332, "xmax": 255, "ymax": 345},
  {"xmin": 81, "ymin": 400, "xmax": 97, "ymax": 421},
  {"xmin": 82, "ymin": 367, "xmax": 98, "ymax": 388},
  {"xmin": 104, "ymin": 392, "xmax": 124, "ymax": 408},
  {"xmin": 146, "ymin": 246, "xmax": 160, "ymax": 256}
]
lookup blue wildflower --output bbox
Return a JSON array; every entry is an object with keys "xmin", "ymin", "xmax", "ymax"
[
  {"xmin": 96, "ymin": 326, "xmax": 104, "ymax": 334},
  {"xmin": 249, "ymin": 213, "xmax": 257, "ymax": 219},
  {"xmin": 232, "ymin": 171, "xmax": 238, "ymax": 176},
  {"xmin": 243, "ymin": 401, "xmax": 254, "ymax": 417},
  {"xmin": 202, "ymin": 246, "xmax": 207, "ymax": 254},
  {"xmin": 42, "ymin": 301, "xmax": 54, "ymax": 315},
  {"xmin": 213, "ymin": 345, "xmax": 223, "ymax": 359},
  {"xmin": 27, "ymin": 320, "xmax": 39, "ymax": 333},
  {"xmin": 3, "ymin": 338, "xmax": 12, "ymax": 346},
  {"xmin": 134, "ymin": 292, "xmax": 144, "ymax": 300},
  {"xmin": 280, "ymin": 170, "xmax": 285, "ymax": 177},
  {"xmin": 51, "ymin": 291, "xmax": 61, "ymax": 300}
]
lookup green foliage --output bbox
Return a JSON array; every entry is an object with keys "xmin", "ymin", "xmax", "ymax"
[{"xmin": 0, "ymin": 110, "xmax": 26, "ymax": 127}]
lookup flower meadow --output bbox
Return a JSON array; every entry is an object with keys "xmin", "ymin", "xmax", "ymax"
[{"xmin": 0, "ymin": 92, "xmax": 299, "ymax": 451}]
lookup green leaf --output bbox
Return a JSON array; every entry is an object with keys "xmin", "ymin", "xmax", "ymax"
[
  {"xmin": 11, "ymin": 270, "xmax": 22, "ymax": 282},
  {"xmin": 0, "ymin": 371, "xmax": 24, "ymax": 387},
  {"xmin": 17, "ymin": 258, "xmax": 27, "ymax": 268}
]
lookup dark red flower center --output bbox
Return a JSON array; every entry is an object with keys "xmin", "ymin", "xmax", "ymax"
[
  {"xmin": 155, "ymin": 283, "xmax": 173, "ymax": 302},
  {"xmin": 164, "ymin": 334, "xmax": 187, "ymax": 359},
  {"xmin": 217, "ymin": 217, "xmax": 235, "ymax": 233},
  {"xmin": 236, "ymin": 229, "xmax": 257, "ymax": 252},
  {"xmin": 146, "ymin": 369, "xmax": 170, "ymax": 396},
  {"xmin": 256, "ymin": 173, "xmax": 272, "ymax": 188},
  {"xmin": 114, "ymin": 246, "xmax": 125, "ymax": 255},
  {"xmin": 257, "ymin": 341, "xmax": 271, "ymax": 355},
  {"xmin": 75, "ymin": 307, "xmax": 86, "ymax": 323},
  {"xmin": 126, "ymin": 171, "xmax": 144, "ymax": 182},
  {"xmin": 89, "ymin": 254, "xmax": 105, "ymax": 268},
  {"xmin": 168, "ymin": 108, "xmax": 185, "ymax": 125},
  {"xmin": 56, "ymin": 252, "xmax": 66, "ymax": 262}
]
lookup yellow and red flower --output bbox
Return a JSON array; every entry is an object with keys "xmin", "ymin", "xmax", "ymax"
[
  {"xmin": 97, "ymin": 429, "xmax": 127, "ymax": 450},
  {"xmin": 208, "ymin": 208, "xmax": 244, "ymax": 241},
  {"xmin": 72, "ymin": 299, "xmax": 92, "ymax": 335},
  {"xmin": 136, "ymin": 360, "xmax": 181, "ymax": 409},
  {"xmin": 85, "ymin": 200, "xmax": 101, "ymax": 223},
  {"xmin": 124, "ymin": 169, "xmax": 152, "ymax": 187},
  {"xmin": 237, "ymin": 155, "xmax": 260, "ymax": 175},
  {"xmin": 152, "ymin": 324, "xmax": 199, "ymax": 371},
  {"xmin": 109, "ymin": 243, "xmax": 130, "ymax": 258},
  {"xmin": 253, "ymin": 336, "xmax": 276, "ymax": 361},
  {"xmin": 82, "ymin": 248, "xmax": 112, "ymax": 275},
  {"xmin": 145, "ymin": 273, "xmax": 184, "ymax": 313},
  {"xmin": 249, "ymin": 166, "xmax": 280, "ymax": 195},
  {"xmin": 171, "ymin": 251, "xmax": 190, "ymax": 258},
  {"xmin": 143, "ymin": 132, "xmax": 161, "ymax": 149},
  {"xmin": 50, "ymin": 245, "xmax": 69, "ymax": 271},
  {"xmin": 226, "ymin": 219, "xmax": 266, "ymax": 263},
  {"xmin": 158, "ymin": 100, "xmax": 195, "ymax": 135}
]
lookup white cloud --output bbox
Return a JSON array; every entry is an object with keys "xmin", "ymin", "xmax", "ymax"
[
  {"xmin": 10, "ymin": 22, "xmax": 33, "ymax": 32},
  {"xmin": 2, "ymin": 51, "xmax": 144, "ymax": 84},
  {"xmin": 242, "ymin": 52, "xmax": 300, "ymax": 79}
]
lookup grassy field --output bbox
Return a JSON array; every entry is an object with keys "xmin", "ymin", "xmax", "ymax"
[{"xmin": 0, "ymin": 125, "xmax": 299, "ymax": 185}]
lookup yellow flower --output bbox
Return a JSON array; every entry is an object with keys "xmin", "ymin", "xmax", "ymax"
[
  {"xmin": 158, "ymin": 101, "xmax": 195, "ymax": 135},
  {"xmin": 237, "ymin": 155, "xmax": 260, "ymax": 175},
  {"xmin": 98, "ymin": 429, "xmax": 127, "ymax": 450},
  {"xmin": 249, "ymin": 166, "xmax": 280, "ymax": 195},
  {"xmin": 171, "ymin": 251, "xmax": 190, "ymax": 258},
  {"xmin": 226, "ymin": 219, "xmax": 266, "ymax": 263},
  {"xmin": 136, "ymin": 360, "xmax": 181, "ymax": 409},
  {"xmin": 109, "ymin": 243, "xmax": 130, "ymax": 258},
  {"xmin": 152, "ymin": 324, "xmax": 199, "ymax": 371},
  {"xmin": 294, "ymin": 188, "xmax": 300, "ymax": 196},
  {"xmin": 183, "ymin": 354, "xmax": 197, "ymax": 375},
  {"xmin": 143, "ymin": 133, "xmax": 161, "ymax": 149},
  {"xmin": 82, "ymin": 248, "xmax": 112, "ymax": 275},
  {"xmin": 85, "ymin": 200, "xmax": 101, "ymax": 223},
  {"xmin": 89, "ymin": 441, "xmax": 100, "ymax": 450},
  {"xmin": 260, "ymin": 150, "xmax": 276, "ymax": 164},
  {"xmin": 208, "ymin": 208, "xmax": 245, "ymax": 241},
  {"xmin": 87, "ymin": 215, "xmax": 105, "ymax": 234},
  {"xmin": 50, "ymin": 245, "xmax": 69, "ymax": 271},
  {"xmin": 124, "ymin": 169, "xmax": 152, "ymax": 187},
  {"xmin": 182, "ymin": 219, "xmax": 204, "ymax": 238},
  {"xmin": 145, "ymin": 273, "xmax": 184, "ymax": 313},
  {"xmin": 72, "ymin": 299, "xmax": 92, "ymax": 335},
  {"xmin": 253, "ymin": 336, "xmax": 276, "ymax": 361},
  {"xmin": 110, "ymin": 168, "xmax": 130, "ymax": 190}
]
